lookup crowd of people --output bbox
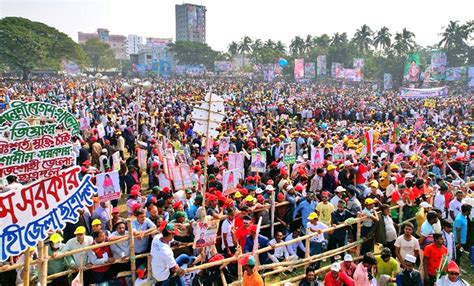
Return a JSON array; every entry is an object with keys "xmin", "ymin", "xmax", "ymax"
[{"xmin": 0, "ymin": 76, "xmax": 473, "ymax": 286}]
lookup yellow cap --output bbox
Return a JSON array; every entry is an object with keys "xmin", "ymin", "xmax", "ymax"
[
  {"xmin": 245, "ymin": 195, "xmax": 254, "ymax": 202},
  {"xmin": 234, "ymin": 191, "xmax": 242, "ymax": 199},
  {"xmin": 307, "ymin": 212, "xmax": 318, "ymax": 220},
  {"xmin": 327, "ymin": 165, "xmax": 336, "ymax": 171},
  {"xmin": 50, "ymin": 233, "xmax": 63, "ymax": 243},
  {"xmin": 369, "ymin": 180, "xmax": 379, "ymax": 188},
  {"xmin": 92, "ymin": 219, "xmax": 102, "ymax": 226},
  {"xmin": 365, "ymin": 198, "xmax": 376, "ymax": 205},
  {"xmin": 74, "ymin": 226, "xmax": 86, "ymax": 235}
]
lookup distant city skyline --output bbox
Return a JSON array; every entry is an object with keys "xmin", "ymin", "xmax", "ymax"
[{"xmin": 1, "ymin": 0, "xmax": 472, "ymax": 52}]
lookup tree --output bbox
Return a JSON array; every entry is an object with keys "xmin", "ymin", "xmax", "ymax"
[
  {"xmin": 168, "ymin": 41, "xmax": 219, "ymax": 70},
  {"xmin": 373, "ymin": 26, "xmax": 392, "ymax": 50},
  {"xmin": 81, "ymin": 38, "xmax": 117, "ymax": 72},
  {"xmin": 438, "ymin": 20, "xmax": 473, "ymax": 65},
  {"xmin": 352, "ymin": 24, "xmax": 373, "ymax": 54},
  {"xmin": 238, "ymin": 36, "xmax": 253, "ymax": 68},
  {"xmin": 289, "ymin": 36, "xmax": 305, "ymax": 56},
  {"xmin": 331, "ymin": 33, "xmax": 348, "ymax": 47},
  {"xmin": 393, "ymin": 28, "xmax": 416, "ymax": 56},
  {"xmin": 228, "ymin": 41, "xmax": 239, "ymax": 57},
  {"xmin": 275, "ymin": 41, "xmax": 287, "ymax": 55},
  {"xmin": 252, "ymin": 39, "xmax": 263, "ymax": 51},
  {"xmin": 264, "ymin": 39, "xmax": 276, "ymax": 49},
  {"xmin": 0, "ymin": 17, "xmax": 85, "ymax": 79}
]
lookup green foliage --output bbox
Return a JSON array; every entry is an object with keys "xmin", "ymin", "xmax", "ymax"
[
  {"xmin": 168, "ymin": 41, "xmax": 218, "ymax": 70},
  {"xmin": 0, "ymin": 17, "xmax": 85, "ymax": 78},
  {"xmin": 81, "ymin": 38, "xmax": 117, "ymax": 72}
]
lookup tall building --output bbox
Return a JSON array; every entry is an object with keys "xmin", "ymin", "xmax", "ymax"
[
  {"xmin": 127, "ymin": 35, "xmax": 143, "ymax": 55},
  {"xmin": 78, "ymin": 28, "xmax": 127, "ymax": 60},
  {"xmin": 175, "ymin": 3, "xmax": 206, "ymax": 43}
]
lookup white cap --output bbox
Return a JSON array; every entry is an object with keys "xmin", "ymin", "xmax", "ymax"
[
  {"xmin": 335, "ymin": 186, "xmax": 346, "ymax": 193},
  {"xmin": 380, "ymin": 152, "xmax": 388, "ymax": 159},
  {"xmin": 344, "ymin": 254, "xmax": 353, "ymax": 262},
  {"xmin": 265, "ymin": 185, "xmax": 275, "ymax": 191},
  {"xmin": 330, "ymin": 262, "xmax": 341, "ymax": 272},
  {"xmin": 405, "ymin": 173, "xmax": 414, "ymax": 179},
  {"xmin": 255, "ymin": 188, "xmax": 264, "ymax": 194},
  {"xmin": 101, "ymin": 148, "xmax": 108, "ymax": 153},
  {"xmin": 405, "ymin": 254, "xmax": 416, "ymax": 264},
  {"xmin": 420, "ymin": 202, "xmax": 432, "ymax": 209},
  {"xmin": 344, "ymin": 160, "xmax": 352, "ymax": 167}
]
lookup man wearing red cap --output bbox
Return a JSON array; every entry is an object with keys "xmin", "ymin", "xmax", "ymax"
[
  {"xmin": 244, "ymin": 224, "xmax": 271, "ymax": 264},
  {"xmin": 436, "ymin": 260, "xmax": 468, "ymax": 285}
]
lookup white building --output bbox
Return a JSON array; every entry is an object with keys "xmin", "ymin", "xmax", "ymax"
[{"xmin": 127, "ymin": 35, "xmax": 143, "ymax": 55}]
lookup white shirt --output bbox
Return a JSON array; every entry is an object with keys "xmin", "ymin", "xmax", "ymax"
[
  {"xmin": 151, "ymin": 234, "xmax": 176, "ymax": 282},
  {"xmin": 442, "ymin": 230, "xmax": 456, "ymax": 261},
  {"xmin": 221, "ymin": 219, "xmax": 234, "ymax": 249},
  {"xmin": 434, "ymin": 192, "xmax": 446, "ymax": 219},
  {"xmin": 268, "ymin": 238, "xmax": 289, "ymax": 259},
  {"xmin": 394, "ymin": 235, "xmax": 420, "ymax": 262},
  {"xmin": 63, "ymin": 236, "xmax": 93, "ymax": 266},
  {"xmin": 448, "ymin": 199, "xmax": 463, "ymax": 222},
  {"xmin": 285, "ymin": 234, "xmax": 305, "ymax": 256},
  {"xmin": 383, "ymin": 215, "xmax": 397, "ymax": 242},
  {"xmin": 307, "ymin": 221, "xmax": 327, "ymax": 242}
]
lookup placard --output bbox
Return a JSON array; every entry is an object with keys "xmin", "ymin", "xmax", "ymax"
[
  {"xmin": 193, "ymin": 220, "xmax": 219, "ymax": 248},
  {"xmin": 96, "ymin": 171, "xmax": 121, "ymax": 202}
]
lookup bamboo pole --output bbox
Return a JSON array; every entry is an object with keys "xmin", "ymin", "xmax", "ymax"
[
  {"xmin": 147, "ymin": 254, "xmax": 152, "ymax": 282},
  {"xmin": 220, "ymin": 269, "xmax": 228, "ymax": 286},
  {"xmin": 304, "ymin": 227, "xmax": 310, "ymax": 272},
  {"xmin": 202, "ymin": 92, "xmax": 213, "ymax": 210},
  {"xmin": 237, "ymin": 246, "xmax": 243, "ymax": 283},
  {"xmin": 23, "ymin": 248, "xmax": 31, "ymax": 286},
  {"xmin": 38, "ymin": 241, "xmax": 47, "ymax": 286},
  {"xmin": 128, "ymin": 219, "xmax": 136, "ymax": 283},
  {"xmin": 356, "ymin": 220, "xmax": 362, "ymax": 256},
  {"xmin": 270, "ymin": 189, "xmax": 276, "ymax": 238}
]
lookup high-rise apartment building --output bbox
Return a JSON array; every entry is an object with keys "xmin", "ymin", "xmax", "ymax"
[{"xmin": 175, "ymin": 3, "xmax": 206, "ymax": 43}]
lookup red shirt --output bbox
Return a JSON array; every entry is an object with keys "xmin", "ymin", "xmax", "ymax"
[
  {"xmin": 235, "ymin": 226, "xmax": 250, "ymax": 249},
  {"xmin": 355, "ymin": 164, "xmax": 368, "ymax": 184},
  {"xmin": 324, "ymin": 270, "xmax": 355, "ymax": 286},
  {"xmin": 423, "ymin": 243, "xmax": 448, "ymax": 276}
]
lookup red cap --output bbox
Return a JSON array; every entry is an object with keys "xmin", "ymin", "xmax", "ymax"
[
  {"xmin": 81, "ymin": 166, "xmax": 87, "ymax": 172},
  {"xmin": 298, "ymin": 169, "xmax": 307, "ymax": 176},
  {"xmin": 153, "ymin": 149, "xmax": 159, "ymax": 155},
  {"xmin": 173, "ymin": 201, "xmax": 182, "ymax": 209},
  {"xmin": 277, "ymin": 192, "xmax": 285, "ymax": 201},
  {"xmin": 130, "ymin": 189, "xmax": 140, "ymax": 196},
  {"xmin": 150, "ymin": 138, "xmax": 156, "ymax": 144},
  {"xmin": 162, "ymin": 187, "xmax": 170, "ymax": 193},
  {"xmin": 254, "ymin": 175, "xmax": 261, "ymax": 181},
  {"xmin": 280, "ymin": 168, "xmax": 288, "ymax": 175},
  {"xmin": 218, "ymin": 195, "xmax": 227, "ymax": 203},
  {"xmin": 214, "ymin": 191, "xmax": 223, "ymax": 197},
  {"xmin": 132, "ymin": 202, "xmax": 141, "ymax": 212},
  {"xmin": 207, "ymin": 194, "xmax": 218, "ymax": 201},
  {"xmin": 240, "ymin": 188, "xmax": 248, "ymax": 196},
  {"xmin": 248, "ymin": 224, "xmax": 257, "ymax": 233},
  {"xmin": 193, "ymin": 165, "xmax": 201, "ymax": 172},
  {"xmin": 82, "ymin": 160, "xmax": 91, "ymax": 166},
  {"xmin": 447, "ymin": 260, "xmax": 460, "ymax": 273},
  {"xmin": 246, "ymin": 176, "xmax": 255, "ymax": 182},
  {"xmin": 270, "ymin": 161, "xmax": 278, "ymax": 168},
  {"xmin": 295, "ymin": 184, "xmax": 304, "ymax": 192},
  {"xmin": 151, "ymin": 162, "xmax": 159, "ymax": 168},
  {"xmin": 105, "ymin": 139, "xmax": 110, "ymax": 145},
  {"xmin": 322, "ymin": 191, "xmax": 330, "ymax": 197},
  {"xmin": 257, "ymin": 194, "xmax": 264, "ymax": 202},
  {"xmin": 112, "ymin": 207, "xmax": 120, "ymax": 213},
  {"xmin": 209, "ymin": 254, "xmax": 225, "ymax": 263},
  {"xmin": 91, "ymin": 136, "xmax": 97, "ymax": 142}
]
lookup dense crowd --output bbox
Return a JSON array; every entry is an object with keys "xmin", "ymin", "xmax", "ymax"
[{"xmin": 0, "ymin": 76, "xmax": 473, "ymax": 286}]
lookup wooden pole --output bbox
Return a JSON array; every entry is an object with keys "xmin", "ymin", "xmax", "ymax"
[
  {"xmin": 304, "ymin": 227, "xmax": 310, "ymax": 272},
  {"xmin": 202, "ymin": 92, "xmax": 213, "ymax": 210},
  {"xmin": 237, "ymin": 246, "xmax": 243, "ymax": 283},
  {"xmin": 220, "ymin": 269, "xmax": 228, "ymax": 286},
  {"xmin": 270, "ymin": 189, "xmax": 276, "ymax": 238},
  {"xmin": 356, "ymin": 221, "xmax": 362, "ymax": 256},
  {"xmin": 38, "ymin": 241, "xmax": 47, "ymax": 286},
  {"xmin": 252, "ymin": 217, "xmax": 263, "ymax": 267},
  {"xmin": 23, "ymin": 248, "xmax": 31, "ymax": 286},
  {"xmin": 147, "ymin": 254, "xmax": 152, "ymax": 282},
  {"xmin": 127, "ymin": 219, "xmax": 136, "ymax": 283}
]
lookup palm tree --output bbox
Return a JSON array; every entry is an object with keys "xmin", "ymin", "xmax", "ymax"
[
  {"xmin": 228, "ymin": 41, "xmax": 238, "ymax": 57},
  {"xmin": 264, "ymin": 39, "xmax": 276, "ymax": 49},
  {"xmin": 438, "ymin": 20, "xmax": 470, "ymax": 49},
  {"xmin": 252, "ymin": 39, "xmax": 263, "ymax": 51},
  {"xmin": 331, "ymin": 32, "xmax": 348, "ymax": 47},
  {"xmin": 314, "ymin": 34, "xmax": 331, "ymax": 49},
  {"xmin": 275, "ymin": 41, "xmax": 287, "ymax": 55},
  {"xmin": 352, "ymin": 24, "xmax": 373, "ymax": 53},
  {"xmin": 304, "ymin": 35, "xmax": 313, "ymax": 55},
  {"xmin": 238, "ymin": 36, "xmax": 253, "ymax": 68},
  {"xmin": 289, "ymin": 36, "xmax": 305, "ymax": 56},
  {"xmin": 373, "ymin": 26, "xmax": 392, "ymax": 50},
  {"xmin": 393, "ymin": 28, "xmax": 416, "ymax": 56}
]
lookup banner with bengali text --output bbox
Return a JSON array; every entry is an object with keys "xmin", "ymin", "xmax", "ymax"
[{"xmin": 399, "ymin": 86, "xmax": 448, "ymax": 98}]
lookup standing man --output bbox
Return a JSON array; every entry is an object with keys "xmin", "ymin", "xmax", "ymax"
[
  {"xmin": 453, "ymin": 204, "xmax": 471, "ymax": 266},
  {"xmin": 394, "ymin": 222, "xmax": 420, "ymax": 269},
  {"xmin": 240, "ymin": 255, "xmax": 264, "ymax": 286},
  {"xmin": 63, "ymin": 226, "xmax": 93, "ymax": 267},
  {"xmin": 423, "ymin": 233, "xmax": 448, "ymax": 286}
]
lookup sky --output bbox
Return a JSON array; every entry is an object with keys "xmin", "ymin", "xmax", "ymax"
[{"xmin": 1, "ymin": 0, "xmax": 473, "ymax": 52}]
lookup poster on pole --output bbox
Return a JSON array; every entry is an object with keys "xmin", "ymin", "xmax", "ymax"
[
  {"xmin": 112, "ymin": 151, "xmax": 121, "ymax": 171},
  {"xmin": 354, "ymin": 58, "xmax": 364, "ymax": 82},
  {"xmin": 383, "ymin": 73, "xmax": 393, "ymax": 90},
  {"xmin": 310, "ymin": 146, "xmax": 324, "ymax": 169},
  {"xmin": 250, "ymin": 150, "xmax": 266, "ymax": 173},
  {"xmin": 317, "ymin": 55, "xmax": 327, "ymax": 77},
  {"xmin": 96, "ymin": 171, "xmax": 121, "ymax": 202},
  {"xmin": 193, "ymin": 220, "xmax": 220, "ymax": 248},
  {"xmin": 137, "ymin": 148, "xmax": 147, "ymax": 170},
  {"xmin": 445, "ymin": 67, "xmax": 467, "ymax": 81},
  {"xmin": 97, "ymin": 123, "xmax": 106, "ymax": 139},
  {"xmin": 80, "ymin": 117, "xmax": 90, "ymax": 131},
  {"xmin": 304, "ymin": 62, "xmax": 316, "ymax": 79},
  {"xmin": 404, "ymin": 54, "xmax": 421, "ymax": 82},
  {"xmin": 430, "ymin": 50, "xmax": 447, "ymax": 80},
  {"xmin": 218, "ymin": 137, "xmax": 230, "ymax": 154},
  {"xmin": 294, "ymin": 59, "xmax": 305, "ymax": 80},
  {"xmin": 332, "ymin": 62, "xmax": 344, "ymax": 79},
  {"xmin": 283, "ymin": 142, "xmax": 297, "ymax": 165},
  {"xmin": 228, "ymin": 152, "xmax": 244, "ymax": 171},
  {"xmin": 171, "ymin": 164, "xmax": 192, "ymax": 190},
  {"xmin": 223, "ymin": 168, "xmax": 241, "ymax": 195}
]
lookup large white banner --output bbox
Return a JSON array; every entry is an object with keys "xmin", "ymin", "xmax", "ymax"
[{"xmin": 400, "ymin": 86, "xmax": 448, "ymax": 98}]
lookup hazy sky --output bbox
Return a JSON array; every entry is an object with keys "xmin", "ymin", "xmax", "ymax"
[{"xmin": 1, "ymin": 0, "xmax": 472, "ymax": 51}]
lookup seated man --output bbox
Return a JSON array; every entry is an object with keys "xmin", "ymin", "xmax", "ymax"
[
  {"xmin": 285, "ymin": 228, "xmax": 306, "ymax": 258},
  {"xmin": 268, "ymin": 231, "xmax": 297, "ymax": 264}
]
